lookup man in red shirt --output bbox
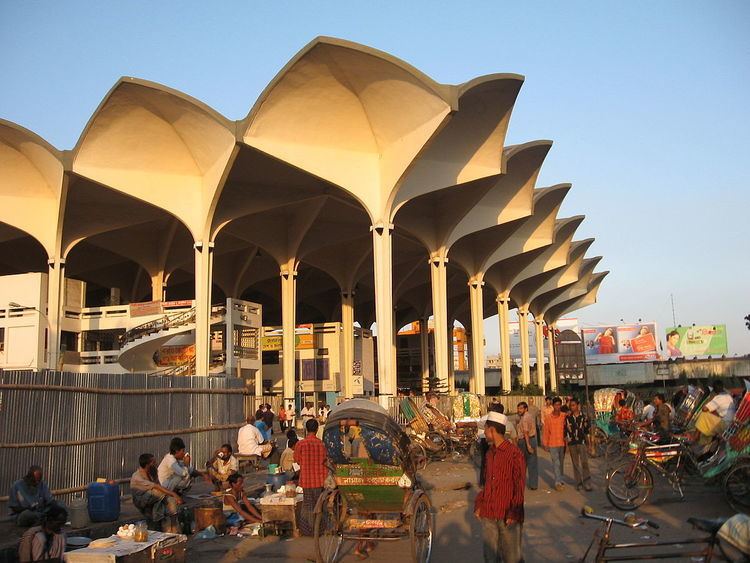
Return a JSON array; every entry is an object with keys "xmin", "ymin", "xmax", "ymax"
[
  {"xmin": 475, "ymin": 411, "xmax": 525, "ymax": 563},
  {"xmin": 295, "ymin": 418, "xmax": 328, "ymax": 535}
]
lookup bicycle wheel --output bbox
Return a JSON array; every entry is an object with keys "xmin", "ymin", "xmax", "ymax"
[
  {"xmin": 604, "ymin": 437, "xmax": 625, "ymax": 472},
  {"xmin": 723, "ymin": 461, "xmax": 750, "ymax": 514},
  {"xmin": 410, "ymin": 441, "xmax": 429, "ymax": 471},
  {"xmin": 606, "ymin": 462, "xmax": 653, "ymax": 510},
  {"xmin": 588, "ymin": 427, "xmax": 608, "ymax": 458}
]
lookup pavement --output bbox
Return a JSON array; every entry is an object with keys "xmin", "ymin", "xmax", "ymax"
[
  {"xmin": 186, "ymin": 449, "xmax": 737, "ymax": 562},
  {"xmin": 0, "ymin": 445, "xmax": 734, "ymax": 562}
]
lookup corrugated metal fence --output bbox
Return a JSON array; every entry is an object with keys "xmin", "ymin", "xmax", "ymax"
[{"xmin": 0, "ymin": 370, "xmax": 249, "ymax": 512}]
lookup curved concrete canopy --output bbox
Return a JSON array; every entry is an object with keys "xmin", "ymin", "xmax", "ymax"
[
  {"xmin": 449, "ymin": 183, "xmax": 570, "ymax": 278},
  {"xmin": 0, "ymin": 119, "xmax": 64, "ymax": 257},
  {"xmin": 242, "ymin": 37, "xmax": 458, "ymax": 221},
  {"xmin": 530, "ymin": 255, "xmax": 603, "ymax": 318},
  {"xmin": 484, "ymin": 215, "xmax": 584, "ymax": 298},
  {"xmin": 73, "ymin": 78, "xmax": 236, "ymax": 240},
  {"xmin": 544, "ymin": 271, "xmax": 609, "ymax": 325},
  {"xmin": 393, "ymin": 140, "xmax": 551, "ymax": 257},
  {"xmin": 511, "ymin": 237, "xmax": 595, "ymax": 311}
]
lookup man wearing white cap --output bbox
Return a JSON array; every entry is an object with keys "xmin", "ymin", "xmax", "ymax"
[{"xmin": 474, "ymin": 411, "xmax": 525, "ymax": 563}]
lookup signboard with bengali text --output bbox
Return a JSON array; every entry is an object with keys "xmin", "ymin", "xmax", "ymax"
[{"xmin": 665, "ymin": 325, "xmax": 728, "ymax": 358}]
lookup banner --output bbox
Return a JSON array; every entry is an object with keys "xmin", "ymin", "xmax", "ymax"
[
  {"xmin": 582, "ymin": 323, "xmax": 659, "ymax": 364},
  {"xmin": 665, "ymin": 325, "xmax": 728, "ymax": 357},
  {"xmin": 156, "ymin": 344, "xmax": 195, "ymax": 366},
  {"xmin": 261, "ymin": 329, "xmax": 314, "ymax": 351},
  {"xmin": 130, "ymin": 300, "xmax": 162, "ymax": 317}
]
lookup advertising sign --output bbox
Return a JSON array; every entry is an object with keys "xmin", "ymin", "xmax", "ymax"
[
  {"xmin": 582, "ymin": 323, "xmax": 659, "ymax": 364},
  {"xmin": 130, "ymin": 300, "xmax": 162, "ymax": 317},
  {"xmin": 261, "ymin": 325, "xmax": 315, "ymax": 351},
  {"xmin": 156, "ymin": 344, "xmax": 195, "ymax": 366},
  {"xmin": 665, "ymin": 325, "xmax": 728, "ymax": 357}
]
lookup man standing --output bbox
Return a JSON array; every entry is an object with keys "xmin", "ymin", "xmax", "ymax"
[
  {"xmin": 475, "ymin": 411, "xmax": 525, "ymax": 563},
  {"xmin": 516, "ymin": 402, "xmax": 538, "ymax": 490},
  {"xmin": 300, "ymin": 402, "xmax": 316, "ymax": 428},
  {"xmin": 286, "ymin": 402, "xmax": 296, "ymax": 430},
  {"xmin": 565, "ymin": 398, "xmax": 592, "ymax": 491},
  {"xmin": 542, "ymin": 397, "xmax": 566, "ymax": 491},
  {"xmin": 646, "ymin": 393, "xmax": 672, "ymax": 444},
  {"xmin": 296, "ymin": 419, "xmax": 328, "ymax": 536},
  {"xmin": 540, "ymin": 396, "xmax": 554, "ymax": 446}
]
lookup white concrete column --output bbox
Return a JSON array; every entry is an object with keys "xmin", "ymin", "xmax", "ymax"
[
  {"xmin": 194, "ymin": 241, "xmax": 214, "ymax": 376},
  {"xmin": 429, "ymin": 254, "xmax": 450, "ymax": 392},
  {"xmin": 372, "ymin": 223, "xmax": 395, "ymax": 407},
  {"xmin": 341, "ymin": 290, "xmax": 355, "ymax": 398},
  {"xmin": 496, "ymin": 295, "xmax": 511, "ymax": 392},
  {"xmin": 46, "ymin": 258, "xmax": 65, "ymax": 370},
  {"xmin": 419, "ymin": 317, "xmax": 430, "ymax": 393},
  {"xmin": 280, "ymin": 261, "xmax": 297, "ymax": 402},
  {"xmin": 548, "ymin": 322, "xmax": 558, "ymax": 392},
  {"xmin": 534, "ymin": 315, "xmax": 547, "ymax": 395},
  {"xmin": 469, "ymin": 279, "xmax": 486, "ymax": 395},
  {"xmin": 466, "ymin": 331, "xmax": 475, "ymax": 392},
  {"xmin": 151, "ymin": 271, "xmax": 165, "ymax": 302},
  {"xmin": 518, "ymin": 307, "xmax": 531, "ymax": 385},
  {"xmin": 447, "ymin": 325, "xmax": 455, "ymax": 394}
]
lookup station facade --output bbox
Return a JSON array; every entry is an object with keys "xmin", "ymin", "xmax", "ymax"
[{"xmin": 0, "ymin": 37, "xmax": 607, "ymax": 405}]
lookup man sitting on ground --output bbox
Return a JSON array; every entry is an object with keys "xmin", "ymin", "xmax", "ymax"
[
  {"xmin": 206, "ymin": 444, "xmax": 239, "ymax": 490},
  {"xmin": 237, "ymin": 416, "xmax": 273, "ymax": 459},
  {"xmin": 131, "ymin": 453, "xmax": 182, "ymax": 532},
  {"xmin": 223, "ymin": 474, "xmax": 262, "ymax": 528},
  {"xmin": 18, "ymin": 504, "xmax": 68, "ymax": 562},
  {"xmin": 157, "ymin": 437, "xmax": 201, "ymax": 494},
  {"xmin": 8, "ymin": 466, "xmax": 60, "ymax": 527}
]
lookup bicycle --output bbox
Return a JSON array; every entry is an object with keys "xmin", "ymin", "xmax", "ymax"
[{"xmin": 579, "ymin": 507, "xmax": 743, "ymax": 562}]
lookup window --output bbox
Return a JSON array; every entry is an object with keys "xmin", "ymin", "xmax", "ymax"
[
  {"xmin": 317, "ymin": 348, "xmax": 328, "ymax": 356},
  {"xmin": 0, "ymin": 327, "xmax": 4, "ymax": 352},
  {"xmin": 262, "ymin": 350, "xmax": 280, "ymax": 365}
]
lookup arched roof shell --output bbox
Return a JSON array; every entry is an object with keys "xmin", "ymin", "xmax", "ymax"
[
  {"xmin": 72, "ymin": 77, "xmax": 236, "ymax": 240},
  {"xmin": 0, "ymin": 119, "xmax": 64, "ymax": 256}
]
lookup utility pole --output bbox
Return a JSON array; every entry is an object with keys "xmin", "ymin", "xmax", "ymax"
[{"xmin": 670, "ymin": 294, "xmax": 677, "ymax": 326}]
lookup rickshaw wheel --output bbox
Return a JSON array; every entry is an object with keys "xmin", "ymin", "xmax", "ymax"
[
  {"xmin": 410, "ymin": 495, "xmax": 433, "ymax": 563},
  {"xmin": 723, "ymin": 460, "xmax": 750, "ymax": 514},
  {"xmin": 410, "ymin": 441, "xmax": 429, "ymax": 471},
  {"xmin": 314, "ymin": 489, "xmax": 344, "ymax": 563},
  {"xmin": 606, "ymin": 462, "xmax": 653, "ymax": 510},
  {"xmin": 588, "ymin": 427, "xmax": 608, "ymax": 458},
  {"xmin": 425, "ymin": 431, "xmax": 449, "ymax": 457}
]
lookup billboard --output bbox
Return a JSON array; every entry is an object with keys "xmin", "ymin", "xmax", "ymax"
[
  {"xmin": 582, "ymin": 323, "xmax": 659, "ymax": 364},
  {"xmin": 665, "ymin": 325, "xmax": 728, "ymax": 357}
]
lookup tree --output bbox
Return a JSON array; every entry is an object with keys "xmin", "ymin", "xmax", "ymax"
[{"xmin": 745, "ymin": 314, "xmax": 750, "ymax": 331}]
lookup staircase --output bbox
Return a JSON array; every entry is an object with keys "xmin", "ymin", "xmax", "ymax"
[{"xmin": 117, "ymin": 306, "xmax": 225, "ymax": 374}]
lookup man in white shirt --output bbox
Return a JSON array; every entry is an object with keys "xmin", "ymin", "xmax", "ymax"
[
  {"xmin": 300, "ymin": 402, "xmax": 316, "ymax": 426},
  {"xmin": 703, "ymin": 380, "xmax": 736, "ymax": 424},
  {"xmin": 286, "ymin": 403, "xmax": 296, "ymax": 430},
  {"xmin": 237, "ymin": 416, "xmax": 272, "ymax": 458},
  {"xmin": 157, "ymin": 437, "xmax": 193, "ymax": 494}
]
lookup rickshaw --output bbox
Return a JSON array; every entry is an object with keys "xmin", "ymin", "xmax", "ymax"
[
  {"xmin": 314, "ymin": 399, "xmax": 433, "ymax": 563},
  {"xmin": 589, "ymin": 388, "xmax": 641, "ymax": 459},
  {"xmin": 606, "ymin": 390, "xmax": 750, "ymax": 511},
  {"xmin": 399, "ymin": 398, "xmax": 449, "ymax": 467}
]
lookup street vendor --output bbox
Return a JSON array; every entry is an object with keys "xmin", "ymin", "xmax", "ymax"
[
  {"xmin": 130, "ymin": 453, "xmax": 182, "ymax": 532},
  {"xmin": 223, "ymin": 474, "xmax": 262, "ymax": 527},
  {"xmin": 206, "ymin": 444, "xmax": 239, "ymax": 490},
  {"xmin": 157, "ymin": 437, "xmax": 206, "ymax": 494},
  {"xmin": 8, "ymin": 465, "xmax": 61, "ymax": 527}
]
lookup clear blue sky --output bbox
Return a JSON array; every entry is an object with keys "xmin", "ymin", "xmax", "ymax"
[{"xmin": 2, "ymin": 1, "xmax": 748, "ymax": 355}]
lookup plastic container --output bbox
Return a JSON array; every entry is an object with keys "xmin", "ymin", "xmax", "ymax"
[
  {"xmin": 87, "ymin": 482, "xmax": 120, "ymax": 522},
  {"xmin": 69, "ymin": 495, "xmax": 89, "ymax": 529},
  {"xmin": 267, "ymin": 464, "xmax": 279, "ymax": 474}
]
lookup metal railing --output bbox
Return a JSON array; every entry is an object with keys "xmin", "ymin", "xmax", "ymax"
[{"xmin": 118, "ymin": 308, "xmax": 197, "ymax": 347}]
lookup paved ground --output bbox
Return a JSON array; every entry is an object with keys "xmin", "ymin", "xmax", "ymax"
[{"xmin": 187, "ymin": 450, "xmax": 736, "ymax": 562}]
